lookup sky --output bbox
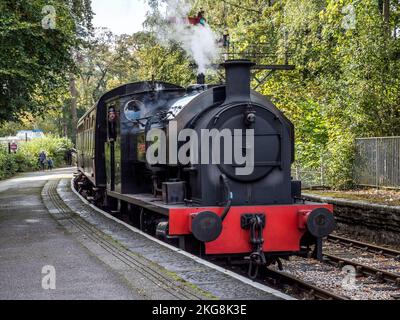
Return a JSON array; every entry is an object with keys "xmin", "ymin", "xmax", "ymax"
[{"xmin": 91, "ymin": 0, "xmax": 150, "ymax": 35}]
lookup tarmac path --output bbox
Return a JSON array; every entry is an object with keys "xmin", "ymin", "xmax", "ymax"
[
  {"xmin": 0, "ymin": 167, "xmax": 289, "ymax": 300},
  {"xmin": 0, "ymin": 168, "xmax": 144, "ymax": 299}
]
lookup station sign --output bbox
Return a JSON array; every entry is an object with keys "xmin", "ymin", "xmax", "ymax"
[{"xmin": 9, "ymin": 142, "xmax": 18, "ymax": 153}]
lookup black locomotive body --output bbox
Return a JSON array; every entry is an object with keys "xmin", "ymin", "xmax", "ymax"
[{"xmin": 76, "ymin": 60, "xmax": 335, "ymax": 269}]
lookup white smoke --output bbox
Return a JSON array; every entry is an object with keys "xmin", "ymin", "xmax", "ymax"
[{"xmin": 148, "ymin": 0, "xmax": 220, "ymax": 75}]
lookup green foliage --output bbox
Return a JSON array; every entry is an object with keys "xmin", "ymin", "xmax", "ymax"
[
  {"xmin": 134, "ymin": 33, "xmax": 195, "ymax": 87},
  {"xmin": 5, "ymin": 0, "xmax": 397, "ymax": 189},
  {"xmin": 0, "ymin": 146, "xmax": 18, "ymax": 179},
  {"xmin": 196, "ymin": 0, "xmax": 400, "ymax": 188},
  {"xmin": 75, "ymin": 30, "xmax": 196, "ymax": 114},
  {"xmin": 74, "ymin": 0, "xmax": 398, "ymax": 188},
  {"xmin": 0, "ymin": 135, "xmax": 73, "ymax": 179},
  {"xmin": 0, "ymin": 110, "xmax": 65, "ymax": 138},
  {"xmin": 0, "ymin": 0, "xmax": 93, "ymax": 123},
  {"xmin": 0, "ymin": 121, "xmax": 30, "ymax": 137},
  {"xmin": 324, "ymin": 128, "xmax": 355, "ymax": 189},
  {"xmin": 76, "ymin": 30, "xmax": 142, "ymax": 111},
  {"xmin": 291, "ymin": 100, "xmax": 329, "ymax": 168}
]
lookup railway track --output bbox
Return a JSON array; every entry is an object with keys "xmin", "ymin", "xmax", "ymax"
[
  {"xmin": 43, "ymin": 180, "xmax": 206, "ymax": 300},
  {"xmin": 68, "ymin": 178, "xmax": 400, "ymax": 300},
  {"xmin": 208, "ymin": 257, "xmax": 349, "ymax": 300},
  {"xmin": 324, "ymin": 235, "xmax": 400, "ymax": 287},
  {"xmin": 327, "ymin": 235, "xmax": 400, "ymax": 260},
  {"xmin": 262, "ymin": 268, "xmax": 349, "ymax": 300},
  {"xmin": 70, "ymin": 180, "xmax": 348, "ymax": 300},
  {"xmin": 228, "ymin": 236, "xmax": 400, "ymax": 299},
  {"xmin": 323, "ymin": 253, "xmax": 400, "ymax": 286}
]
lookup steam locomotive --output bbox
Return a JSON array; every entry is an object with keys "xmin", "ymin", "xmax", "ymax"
[{"xmin": 75, "ymin": 59, "xmax": 335, "ymax": 276}]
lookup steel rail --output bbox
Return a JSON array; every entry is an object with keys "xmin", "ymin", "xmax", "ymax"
[
  {"xmin": 45, "ymin": 180, "xmax": 204, "ymax": 300},
  {"xmin": 210, "ymin": 258, "xmax": 348, "ymax": 300},
  {"xmin": 262, "ymin": 268, "xmax": 349, "ymax": 300},
  {"xmin": 323, "ymin": 253, "xmax": 400, "ymax": 286},
  {"xmin": 72, "ymin": 178, "xmax": 350, "ymax": 300},
  {"xmin": 327, "ymin": 235, "xmax": 400, "ymax": 259}
]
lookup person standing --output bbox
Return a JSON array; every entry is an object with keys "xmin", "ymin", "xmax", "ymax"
[
  {"xmin": 66, "ymin": 149, "xmax": 72, "ymax": 166},
  {"xmin": 47, "ymin": 158, "xmax": 54, "ymax": 170},
  {"xmin": 38, "ymin": 151, "xmax": 47, "ymax": 171}
]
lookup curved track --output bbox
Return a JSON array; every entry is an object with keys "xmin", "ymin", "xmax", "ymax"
[
  {"xmin": 69, "ymin": 178, "xmax": 400, "ymax": 300},
  {"xmin": 44, "ymin": 180, "xmax": 205, "ymax": 300}
]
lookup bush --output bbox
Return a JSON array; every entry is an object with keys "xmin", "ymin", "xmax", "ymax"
[
  {"xmin": 0, "ymin": 146, "xmax": 18, "ymax": 179},
  {"xmin": 324, "ymin": 129, "xmax": 356, "ymax": 189},
  {"xmin": 0, "ymin": 135, "xmax": 73, "ymax": 180}
]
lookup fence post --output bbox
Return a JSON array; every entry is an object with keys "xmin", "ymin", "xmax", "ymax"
[{"xmin": 354, "ymin": 136, "xmax": 400, "ymax": 189}]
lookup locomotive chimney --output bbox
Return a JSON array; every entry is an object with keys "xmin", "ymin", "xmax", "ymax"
[
  {"xmin": 221, "ymin": 59, "xmax": 255, "ymax": 104},
  {"xmin": 197, "ymin": 73, "xmax": 205, "ymax": 85}
]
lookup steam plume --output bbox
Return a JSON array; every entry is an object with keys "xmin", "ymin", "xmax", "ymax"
[{"xmin": 146, "ymin": 0, "xmax": 220, "ymax": 75}]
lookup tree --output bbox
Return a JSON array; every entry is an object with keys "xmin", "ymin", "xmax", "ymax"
[
  {"xmin": 176, "ymin": 0, "xmax": 400, "ymax": 187},
  {"xmin": 74, "ymin": 29, "xmax": 141, "ymax": 112},
  {"xmin": 0, "ymin": 0, "xmax": 93, "ymax": 123},
  {"xmin": 74, "ymin": 29, "xmax": 195, "ymax": 115},
  {"xmin": 133, "ymin": 32, "xmax": 195, "ymax": 86}
]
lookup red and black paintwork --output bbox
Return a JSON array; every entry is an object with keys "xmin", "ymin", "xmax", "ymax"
[
  {"xmin": 105, "ymin": 189, "xmax": 334, "ymax": 259},
  {"xmin": 171, "ymin": 204, "xmax": 333, "ymax": 255},
  {"xmin": 75, "ymin": 59, "xmax": 336, "ymax": 268}
]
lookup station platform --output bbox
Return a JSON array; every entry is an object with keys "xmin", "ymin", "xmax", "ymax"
[
  {"xmin": 303, "ymin": 192, "xmax": 400, "ymax": 248},
  {"xmin": 0, "ymin": 168, "xmax": 292, "ymax": 300}
]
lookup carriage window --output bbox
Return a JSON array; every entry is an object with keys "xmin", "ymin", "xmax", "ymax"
[{"xmin": 124, "ymin": 99, "xmax": 144, "ymax": 122}]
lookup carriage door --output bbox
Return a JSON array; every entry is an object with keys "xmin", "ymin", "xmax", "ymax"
[{"xmin": 106, "ymin": 105, "xmax": 118, "ymax": 191}]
